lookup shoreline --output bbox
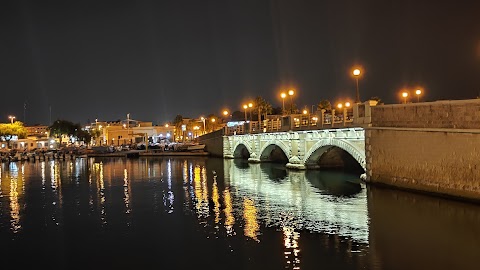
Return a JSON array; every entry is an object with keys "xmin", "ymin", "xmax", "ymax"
[{"xmin": 87, "ymin": 150, "xmax": 210, "ymax": 158}]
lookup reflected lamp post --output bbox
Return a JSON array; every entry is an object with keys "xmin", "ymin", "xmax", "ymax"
[{"xmin": 353, "ymin": 68, "xmax": 361, "ymax": 103}]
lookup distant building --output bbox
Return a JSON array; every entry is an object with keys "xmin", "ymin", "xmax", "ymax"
[
  {"xmin": 5, "ymin": 125, "xmax": 56, "ymax": 150},
  {"xmin": 25, "ymin": 125, "xmax": 50, "ymax": 137},
  {"xmin": 88, "ymin": 119, "xmax": 174, "ymax": 146}
]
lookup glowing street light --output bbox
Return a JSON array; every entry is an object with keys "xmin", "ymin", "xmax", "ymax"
[
  {"xmin": 200, "ymin": 117, "xmax": 206, "ymax": 134},
  {"xmin": 353, "ymin": 68, "xmax": 361, "ymax": 103},
  {"xmin": 8, "ymin": 115, "xmax": 15, "ymax": 124},
  {"xmin": 402, "ymin": 91, "xmax": 409, "ymax": 104},
  {"xmin": 415, "ymin": 89, "xmax": 422, "ymax": 102},
  {"xmin": 248, "ymin": 102, "xmax": 253, "ymax": 121},
  {"xmin": 336, "ymin": 101, "xmax": 352, "ymax": 126},
  {"xmin": 243, "ymin": 104, "xmax": 248, "ymax": 122},
  {"xmin": 280, "ymin": 92, "xmax": 287, "ymax": 115},
  {"xmin": 288, "ymin": 89, "xmax": 295, "ymax": 114}
]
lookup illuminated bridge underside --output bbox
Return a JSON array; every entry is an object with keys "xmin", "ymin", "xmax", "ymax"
[{"xmin": 223, "ymin": 128, "xmax": 365, "ymax": 171}]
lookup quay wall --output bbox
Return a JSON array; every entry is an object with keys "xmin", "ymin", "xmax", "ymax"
[
  {"xmin": 366, "ymin": 99, "xmax": 480, "ymax": 202},
  {"xmin": 197, "ymin": 129, "xmax": 224, "ymax": 157}
]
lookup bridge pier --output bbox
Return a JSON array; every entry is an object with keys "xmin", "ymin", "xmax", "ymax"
[
  {"xmin": 248, "ymin": 152, "xmax": 260, "ymax": 163},
  {"xmin": 286, "ymin": 156, "xmax": 306, "ymax": 170}
]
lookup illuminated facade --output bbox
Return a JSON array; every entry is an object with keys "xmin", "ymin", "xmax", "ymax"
[{"xmin": 90, "ymin": 120, "xmax": 174, "ymax": 145}]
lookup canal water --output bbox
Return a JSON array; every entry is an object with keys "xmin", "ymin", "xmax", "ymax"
[{"xmin": 1, "ymin": 157, "xmax": 479, "ymax": 270}]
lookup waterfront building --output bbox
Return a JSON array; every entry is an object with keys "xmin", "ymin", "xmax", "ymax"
[{"xmin": 88, "ymin": 119, "xmax": 174, "ymax": 146}]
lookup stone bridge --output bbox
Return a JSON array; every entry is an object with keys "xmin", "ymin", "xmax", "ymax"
[{"xmin": 223, "ymin": 127, "xmax": 365, "ymax": 172}]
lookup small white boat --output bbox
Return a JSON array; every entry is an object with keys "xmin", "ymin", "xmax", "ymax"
[{"xmin": 187, "ymin": 144, "xmax": 205, "ymax": 151}]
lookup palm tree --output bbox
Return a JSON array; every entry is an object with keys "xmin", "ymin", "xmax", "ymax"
[
  {"xmin": 317, "ymin": 99, "xmax": 332, "ymax": 112},
  {"xmin": 370, "ymin": 96, "xmax": 382, "ymax": 104},
  {"xmin": 253, "ymin": 96, "xmax": 273, "ymax": 123}
]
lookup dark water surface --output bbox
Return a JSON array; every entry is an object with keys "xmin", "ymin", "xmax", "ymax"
[{"xmin": 1, "ymin": 157, "xmax": 479, "ymax": 269}]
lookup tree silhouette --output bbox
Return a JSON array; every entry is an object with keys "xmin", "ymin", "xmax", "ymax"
[{"xmin": 317, "ymin": 99, "xmax": 332, "ymax": 112}]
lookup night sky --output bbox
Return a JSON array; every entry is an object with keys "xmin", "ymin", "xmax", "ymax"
[{"xmin": 1, "ymin": 0, "xmax": 480, "ymax": 126}]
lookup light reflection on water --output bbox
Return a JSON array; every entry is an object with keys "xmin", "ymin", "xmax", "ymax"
[
  {"xmin": 0, "ymin": 157, "xmax": 479, "ymax": 270},
  {"xmin": 227, "ymin": 159, "xmax": 369, "ymax": 243}
]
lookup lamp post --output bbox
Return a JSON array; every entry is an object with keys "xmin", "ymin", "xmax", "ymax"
[
  {"xmin": 248, "ymin": 103, "xmax": 253, "ymax": 133},
  {"xmin": 248, "ymin": 103, "xmax": 253, "ymax": 121},
  {"xmin": 223, "ymin": 110, "xmax": 229, "ymax": 121},
  {"xmin": 127, "ymin": 113, "xmax": 130, "ymax": 135},
  {"xmin": 281, "ymin": 92, "xmax": 286, "ymax": 115},
  {"xmin": 8, "ymin": 115, "xmax": 15, "ymax": 124},
  {"xmin": 415, "ymin": 89, "xmax": 422, "ymax": 102},
  {"xmin": 98, "ymin": 125, "xmax": 103, "ymax": 145},
  {"xmin": 344, "ymin": 102, "xmax": 351, "ymax": 125},
  {"xmin": 211, "ymin": 118, "xmax": 216, "ymax": 132},
  {"xmin": 353, "ymin": 68, "xmax": 361, "ymax": 103},
  {"xmin": 337, "ymin": 102, "xmax": 351, "ymax": 126},
  {"xmin": 243, "ymin": 105, "xmax": 248, "ymax": 122},
  {"xmin": 402, "ymin": 91, "xmax": 409, "ymax": 104},
  {"xmin": 302, "ymin": 109, "xmax": 308, "ymax": 128},
  {"xmin": 200, "ymin": 117, "xmax": 206, "ymax": 134},
  {"xmin": 288, "ymin": 89, "xmax": 295, "ymax": 114}
]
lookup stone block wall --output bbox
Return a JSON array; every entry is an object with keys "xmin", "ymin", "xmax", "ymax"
[
  {"xmin": 365, "ymin": 128, "xmax": 480, "ymax": 201},
  {"xmin": 371, "ymin": 99, "xmax": 480, "ymax": 129},
  {"xmin": 197, "ymin": 129, "xmax": 224, "ymax": 157}
]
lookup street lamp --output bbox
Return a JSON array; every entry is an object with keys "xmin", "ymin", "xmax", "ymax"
[
  {"xmin": 243, "ymin": 105, "xmax": 248, "ymax": 122},
  {"xmin": 353, "ymin": 68, "xmax": 361, "ymax": 103},
  {"xmin": 415, "ymin": 89, "xmax": 422, "ymax": 102},
  {"xmin": 402, "ymin": 91, "xmax": 409, "ymax": 104},
  {"xmin": 200, "ymin": 117, "xmax": 206, "ymax": 134},
  {"xmin": 210, "ymin": 118, "xmax": 216, "ymax": 132},
  {"xmin": 248, "ymin": 102, "xmax": 253, "ymax": 120},
  {"xmin": 288, "ymin": 89, "xmax": 295, "ymax": 114},
  {"xmin": 280, "ymin": 92, "xmax": 286, "ymax": 115},
  {"xmin": 337, "ymin": 102, "xmax": 351, "ymax": 126},
  {"xmin": 193, "ymin": 126, "xmax": 199, "ymax": 137},
  {"xmin": 8, "ymin": 115, "xmax": 15, "ymax": 124}
]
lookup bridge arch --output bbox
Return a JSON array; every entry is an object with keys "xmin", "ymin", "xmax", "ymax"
[
  {"xmin": 232, "ymin": 141, "xmax": 253, "ymax": 159},
  {"xmin": 304, "ymin": 138, "xmax": 365, "ymax": 171},
  {"xmin": 258, "ymin": 141, "xmax": 290, "ymax": 163}
]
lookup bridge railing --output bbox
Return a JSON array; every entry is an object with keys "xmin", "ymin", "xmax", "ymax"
[
  {"xmin": 216, "ymin": 100, "xmax": 377, "ymax": 136},
  {"xmin": 223, "ymin": 111, "xmax": 355, "ymax": 135}
]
